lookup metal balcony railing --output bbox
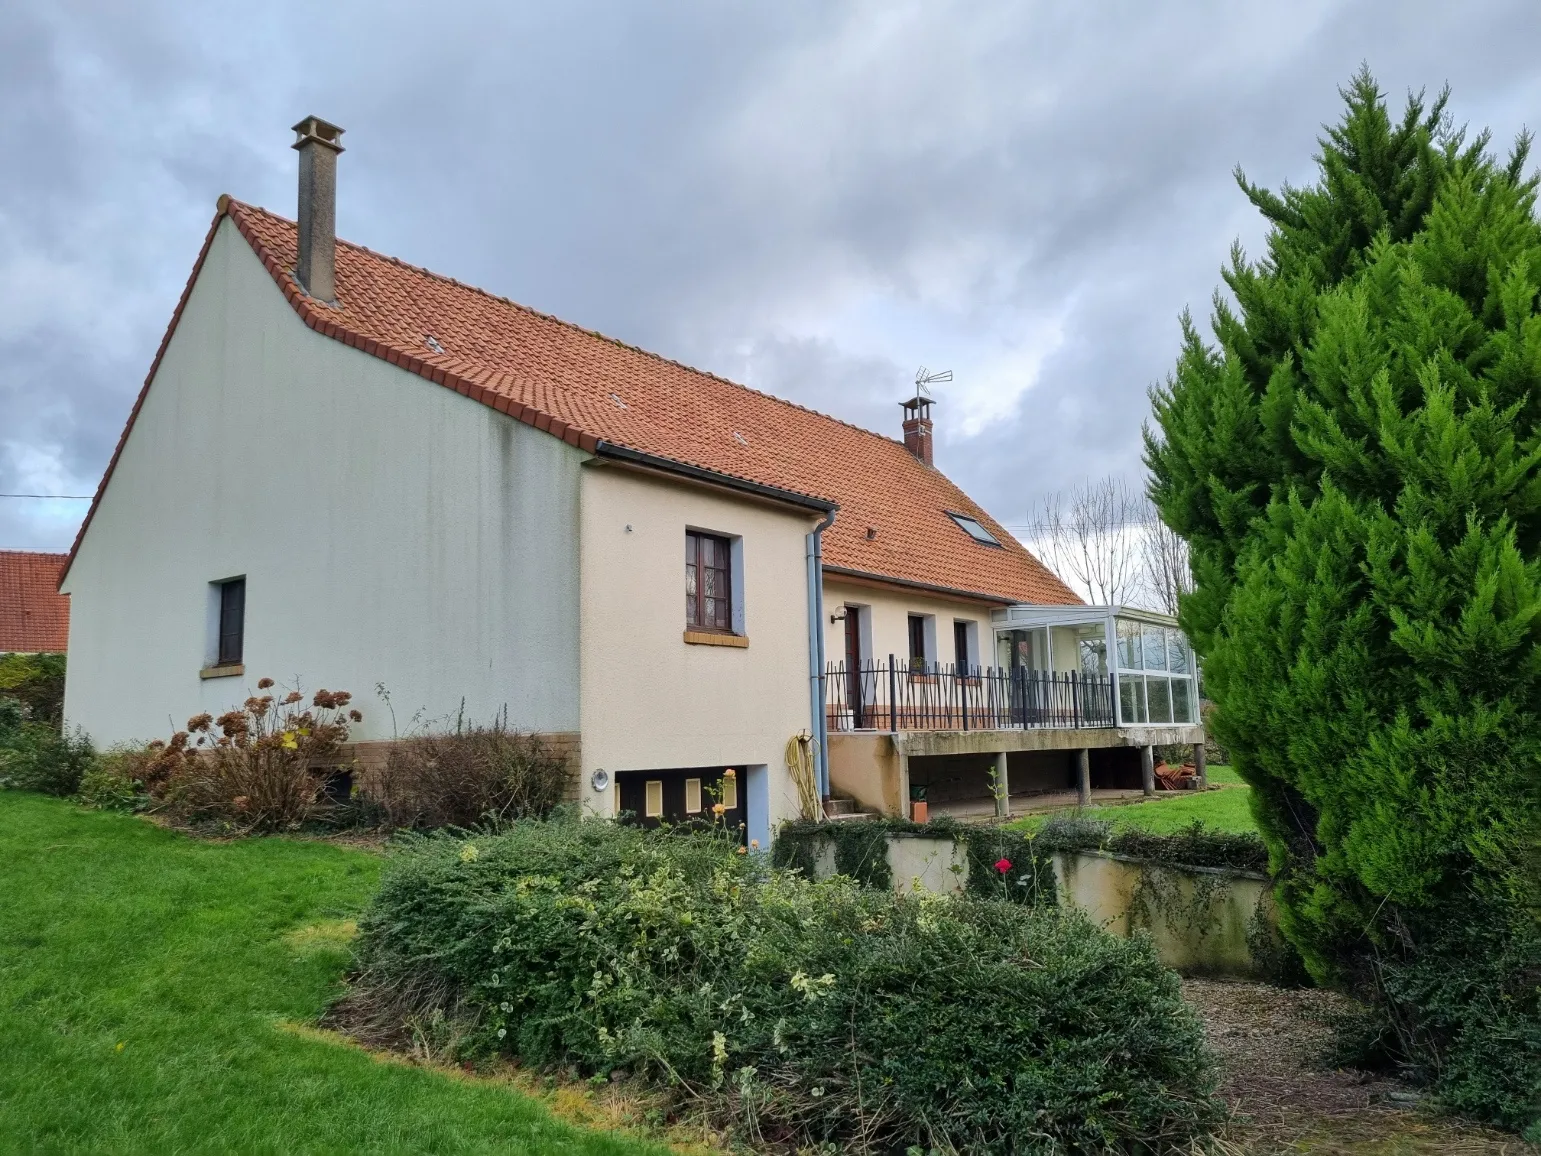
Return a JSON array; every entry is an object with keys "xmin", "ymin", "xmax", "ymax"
[{"xmin": 823, "ymin": 657, "xmax": 1115, "ymax": 733}]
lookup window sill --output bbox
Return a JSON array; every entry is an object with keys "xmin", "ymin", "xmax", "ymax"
[
  {"xmin": 683, "ymin": 630, "xmax": 748, "ymax": 649},
  {"xmin": 200, "ymin": 663, "xmax": 244, "ymax": 680}
]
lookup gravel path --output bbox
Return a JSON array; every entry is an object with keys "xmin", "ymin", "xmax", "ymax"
[{"xmin": 1184, "ymin": 978, "xmax": 1535, "ymax": 1155}]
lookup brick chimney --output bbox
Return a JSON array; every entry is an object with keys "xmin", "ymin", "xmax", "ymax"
[
  {"xmin": 900, "ymin": 394, "xmax": 935, "ymax": 466},
  {"xmin": 291, "ymin": 116, "xmax": 345, "ymax": 302}
]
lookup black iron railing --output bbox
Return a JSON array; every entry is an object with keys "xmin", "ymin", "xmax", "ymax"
[{"xmin": 823, "ymin": 658, "xmax": 1116, "ymax": 733}]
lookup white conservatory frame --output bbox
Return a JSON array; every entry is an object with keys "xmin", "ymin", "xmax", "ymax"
[{"xmin": 988, "ymin": 603, "xmax": 1200, "ymax": 727}]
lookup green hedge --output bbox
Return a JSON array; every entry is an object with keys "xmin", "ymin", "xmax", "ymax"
[
  {"xmin": 772, "ymin": 815, "xmax": 1270, "ymax": 902},
  {"xmin": 354, "ymin": 817, "xmax": 1222, "ymax": 1154}
]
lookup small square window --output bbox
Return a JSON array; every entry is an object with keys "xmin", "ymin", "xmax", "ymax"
[{"xmin": 946, "ymin": 511, "xmax": 1001, "ymax": 546}]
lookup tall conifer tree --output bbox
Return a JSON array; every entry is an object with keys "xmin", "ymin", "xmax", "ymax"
[{"xmin": 1146, "ymin": 68, "xmax": 1540, "ymax": 1131}]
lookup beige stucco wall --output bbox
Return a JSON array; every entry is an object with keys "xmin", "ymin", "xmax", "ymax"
[
  {"xmin": 1053, "ymin": 851, "xmax": 1276, "ymax": 977},
  {"xmin": 827, "ymin": 732, "xmax": 907, "ymax": 816},
  {"xmin": 62, "ymin": 218, "xmax": 584, "ymax": 746},
  {"xmin": 822, "ymin": 578, "xmax": 994, "ymax": 669},
  {"xmin": 579, "ymin": 464, "xmax": 820, "ymax": 836}
]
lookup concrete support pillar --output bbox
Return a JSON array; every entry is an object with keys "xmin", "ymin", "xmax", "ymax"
[
  {"xmin": 1193, "ymin": 742, "xmax": 1208, "ymax": 791},
  {"xmin": 992, "ymin": 751, "xmax": 1010, "ymax": 819},
  {"xmin": 1076, "ymin": 748, "xmax": 1091, "ymax": 807},
  {"xmin": 1141, "ymin": 744, "xmax": 1156, "ymax": 797}
]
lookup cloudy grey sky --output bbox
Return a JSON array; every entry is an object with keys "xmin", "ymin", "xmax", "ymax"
[{"xmin": 3, "ymin": 0, "xmax": 1540, "ymax": 551}]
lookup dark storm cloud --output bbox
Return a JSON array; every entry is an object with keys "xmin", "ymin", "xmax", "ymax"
[{"xmin": 3, "ymin": 0, "xmax": 1539, "ymax": 548}]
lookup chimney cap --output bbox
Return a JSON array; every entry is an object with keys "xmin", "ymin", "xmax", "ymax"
[{"xmin": 292, "ymin": 116, "xmax": 345, "ymax": 153}]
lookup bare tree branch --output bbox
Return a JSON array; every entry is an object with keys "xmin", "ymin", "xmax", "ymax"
[
  {"xmin": 1140, "ymin": 516, "xmax": 1193, "ymax": 617},
  {"xmin": 1027, "ymin": 477, "xmax": 1192, "ymax": 613},
  {"xmin": 1030, "ymin": 477, "xmax": 1145, "ymax": 605}
]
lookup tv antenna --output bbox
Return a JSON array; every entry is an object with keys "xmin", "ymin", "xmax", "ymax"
[{"xmin": 913, "ymin": 366, "xmax": 953, "ymax": 400}]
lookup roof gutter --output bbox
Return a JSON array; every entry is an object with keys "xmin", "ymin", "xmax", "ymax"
[{"xmin": 592, "ymin": 441, "xmax": 837, "ymax": 514}]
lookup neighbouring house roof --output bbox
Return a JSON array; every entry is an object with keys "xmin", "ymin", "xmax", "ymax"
[
  {"xmin": 66, "ymin": 199, "xmax": 1080, "ymax": 607},
  {"xmin": 0, "ymin": 551, "xmax": 69, "ymax": 653}
]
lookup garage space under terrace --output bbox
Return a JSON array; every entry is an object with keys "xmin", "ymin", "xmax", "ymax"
[{"xmin": 823, "ymin": 605, "xmax": 1206, "ymax": 821}]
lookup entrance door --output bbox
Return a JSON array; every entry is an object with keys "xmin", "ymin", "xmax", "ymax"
[{"xmin": 844, "ymin": 605, "xmax": 865, "ymax": 728}]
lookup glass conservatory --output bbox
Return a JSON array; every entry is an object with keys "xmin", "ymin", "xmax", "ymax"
[{"xmin": 989, "ymin": 604, "xmax": 1200, "ymax": 727}]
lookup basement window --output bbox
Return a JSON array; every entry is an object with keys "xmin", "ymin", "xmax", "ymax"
[{"xmin": 947, "ymin": 512, "xmax": 1000, "ymax": 546}]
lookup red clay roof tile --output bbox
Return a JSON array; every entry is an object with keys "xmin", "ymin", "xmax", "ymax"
[
  {"xmin": 68, "ymin": 200, "xmax": 1078, "ymax": 607},
  {"xmin": 0, "ymin": 552, "xmax": 69, "ymax": 653}
]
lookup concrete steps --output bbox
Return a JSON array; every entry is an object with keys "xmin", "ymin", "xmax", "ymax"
[{"xmin": 823, "ymin": 796, "xmax": 876, "ymax": 822}]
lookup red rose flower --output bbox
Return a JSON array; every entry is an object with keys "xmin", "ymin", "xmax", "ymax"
[{"xmin": 994, "ymin": 857, "xmax": 1012, "ymax": 874}]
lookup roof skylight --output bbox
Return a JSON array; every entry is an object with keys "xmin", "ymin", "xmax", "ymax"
[{"xmin": 947, "ymin": 512, "xmax": 1001, "ymax": 546}]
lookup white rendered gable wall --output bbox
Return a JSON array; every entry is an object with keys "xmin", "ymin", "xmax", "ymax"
[{"xmin": 62, "ymin": 217, "xmax": 583, "ymax": 745}]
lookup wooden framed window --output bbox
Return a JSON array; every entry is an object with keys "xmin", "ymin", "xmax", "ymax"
[
  {"xmin": 908, "ymin": 614, "xmax": 927, "ymax": 670},
  {"xmin": 685, "ymin": 778, "xmax": 702, "ymax": 814},
  {"xmin": 217, "ymin": 578, "xmax": 245, "ymax": 666},
  {"xmin": 953, "ymin": 621, "xmax": 970, "ymax": 670},
  {"xmin": 645, "ymin": 780, "xmax": 664, "ymax": 818},
  {"xmin": 686, "ymin": 531, "xmax": 732, "ymax": 632},
  {"xmin": 720, "ymin": 772, "xmax": 738, "ymax": 810}
]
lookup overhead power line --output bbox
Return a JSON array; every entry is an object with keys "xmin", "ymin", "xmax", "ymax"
[{"xmin": 0, "ymin": 493, "xmax": 93, "ymax": 500}]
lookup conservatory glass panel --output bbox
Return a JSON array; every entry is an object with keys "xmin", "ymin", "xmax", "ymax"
[
  {"xmin": 1119, "ymin": 675, "xmax": 1147, "ymax": 723},
  {"xmin": 1171, "ymin": 677, "xmax": 1193, "ymax": 723},
  {"xmin": 1166, "ymin": 629, "xmax": 1189, "ymax": 674},
  {"xmin": 1147, "ymin": 677, "xmax": 1173, "ymax": 723},
  {"xmin": 1073, "ymin": 623, "xmax": 1109, "ymax": 677},
  {"xmin": 1116, "ymin": 619, "xmax": 1143, "ymax": 669},
  {"xmin": 1142, "ymin": 624, "xmax": 1168, "ymax": 671}
]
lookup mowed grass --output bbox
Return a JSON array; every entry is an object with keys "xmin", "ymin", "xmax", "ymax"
[
  {"xmin": 1011, "ymin": 766, "xmax": 1260, "ymax": 835},
  {"xmin": 0, "ymin": 793, "xmax": 670, "ymax": 1155}
]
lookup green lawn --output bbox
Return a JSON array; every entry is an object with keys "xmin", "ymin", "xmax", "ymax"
[
  {"xmin": 0, "ymin": 793, "xmax": 669, "ymax": 1155},
  {"xmin": 1010, "ymin": 766, "xmax": 1260, "ymax": 835}
]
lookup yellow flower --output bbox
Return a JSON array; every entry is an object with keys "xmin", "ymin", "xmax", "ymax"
[
  {"xmin": 712, "ymin": 803, "xmax": 725, "ymax": 815},
  {"xmin": 460, "ymin": 843, "xmax": 479, "ymax": 863},
  {"xmin": 280, "ymin": 732, "xmax": 298, "ymax": 750},
  {"xmin": 722, "ymin": 768, "xmax": 736, "ymax": 779}
]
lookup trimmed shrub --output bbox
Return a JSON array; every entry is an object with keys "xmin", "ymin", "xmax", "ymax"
[
  {"xmin": 353, "ymin": 817, "xmax": 1222, "ymax": 1153},
  {"xmin": 354, "ymin": 725, "xmax": 570, "ymax": 830}
]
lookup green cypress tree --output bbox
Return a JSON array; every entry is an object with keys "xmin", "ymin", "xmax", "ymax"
[{"xmin": 1146, "ymin": 67, "xmax": 1541, "ymax": 1132}]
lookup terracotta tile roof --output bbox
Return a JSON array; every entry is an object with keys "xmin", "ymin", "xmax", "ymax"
[
  {"xmin": 68, "ymin": 199, "xmax": 1079, "ymax": 607},
  {"xmin": 0, "ymin": 552, "xmax": 69, "ymax": 653}
]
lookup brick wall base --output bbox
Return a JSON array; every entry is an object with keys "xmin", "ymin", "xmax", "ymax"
[{"xmin": 339, "ymin": 731, "xmax": 583, "ymax": 802}]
